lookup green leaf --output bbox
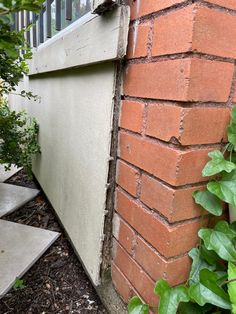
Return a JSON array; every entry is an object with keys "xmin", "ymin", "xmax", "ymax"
[
  {"xmin": 178, "ymin": 302, "xmax": 214, "ymax": 314},
  {"xmin": 188, "ymin": 248, "xmax": 215, "ymax": 285},
  {"xmin": 228, "ymin": 107, "xmax": 236, "ymax": 150},
  {"xmin": 207, "ymin": 170, "xmax": 236, "ymax": 207},
  {"xmin": 193, "ymin": 190, "xmax": 222, "ymax": 216},
  {"xmin": 128, "ymin": 297, "xmax": 149, "ymax": 314},
  {"xmin": 154, "ymin": 279, "xmax": 189, "ymax": 314},
  {"xmin": 200, "ymin": 245, "xmax": 223, "ymax": 268},
  {"xmin": 189, "ymin": 269, "xmax": 231, "ymax": 310},
  {"xmin": 202, "ymin": 150, "xmax": 235, "ymax": 177},
  {"xmin": 13, "ymin": 277, "xmax": 25, "ymax": 290},
  {"xmin": 215, "ymin": 221, "xmax": 236, "ymax": 240},
  {"xmin": 228, "ymin": 262, "xmax": 236, "ymax": 314},
  {"xmin": 199, "ymin": 224, "xmax": 236, "ymax": 262},
  {"xmin": 231, "ymin": 107, "xmax": 236, "ymax": 123}
]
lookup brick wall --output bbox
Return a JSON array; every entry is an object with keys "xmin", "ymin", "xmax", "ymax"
[{"xmin": 112, "ymin": 0, "xmax": 236, "ymax": 307}]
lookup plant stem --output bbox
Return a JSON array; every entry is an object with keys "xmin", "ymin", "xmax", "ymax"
[{"xmin": 222, "ymin": 277, "xmax": 236, "ymax": 285}]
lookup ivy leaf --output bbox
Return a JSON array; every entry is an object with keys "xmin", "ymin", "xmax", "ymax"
[
  {"xmin": 228, "ymin": 107, "xmax": 236, "ymax": 150},
  {"xmin": 231, "ymin": 107, "xmax": 236, "ymax": 123},
  {"xmin": 200, "ymin": 245, "xmax": 223, "ymax": 268},
  {"xmin": 207, "ymin": 170, "xmax": 236, "ymax": 207},
  {"xmin": 228, "ymin": 262, "xmax": 236, "ymax": 314},
  {"xmin": 178, "ymin": 302, "xmax": 214, "ymax": 314},
  {"xmin": 199, "ymin": 224, "xmax": 236, "ymax": 262},
  {"xmin": 214, "ymin": 221, "xmax": 236, "ymax": 240},
  {"xmin": 188, "ymin": 248, "xmax": 215, "ymax": 285},
  {"xmin": 193, "ymin": 190, "xmax": 222, "ymax": 216},
  {"xmin": 202, "ymin": 151, "xmax": 235, "ymax": 177},
  {"xmin": 189, "ymin": 269, "xmax": 231, "ymax": 310},
  {"xmin": 154, "ymin": 279, "xmax": 189, "ymax": 314},
  {"xmin": 128, "ymin": 297, "xmax": 149, "ymax": 314}
]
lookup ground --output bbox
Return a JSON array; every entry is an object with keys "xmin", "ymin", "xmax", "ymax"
[{"xmin": 0, "ymin": 170, "xmax": 108, "ymax": 314}]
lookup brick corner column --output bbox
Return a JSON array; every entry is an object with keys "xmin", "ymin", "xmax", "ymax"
[{"xmin": 112, "ymin": 0, "xmax": 236, "ymax": 306}]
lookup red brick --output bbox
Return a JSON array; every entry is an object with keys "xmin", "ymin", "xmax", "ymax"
[
  {"xmin": 206, "ymin": 0, "xmax": 236, "ymax": 10},
  {"xmin": 113, "ymin": 214, "xmax": 136, "ymax": 254},
  {"xmin": 152, "ymin": 5, "xmax": 194, "ymax": 56},
  {"xmin": 127, "ymin": 23, "xmax": 149, "ymax": 59},
  {"xmin": 116, "ymin": 189, "xmax": 204, "ymax": 257},
  {"xmin": 112, "ymin": 262, "xmax": 134, "ymax": 303},
  {"xmin": 140, "ymin": 174, "xmax": 206, "ymax": 222},
  {"xmin": 129, "ymin": 0, "xmax": 186, "ymax": 20},
  {"xmin": 113, "ymin": 240, "xmax": 158, "ymax": 305},
  {"xmin": 233, "ymin": 89, "xmax": 236, "ymax": 103},
  {"xmin": 146, "ymin": 104, "xmax": 181, "ymax": 143},
  {"xmin": 134, "ymin": 236, "xmax": 191, "ymax": 286},
  {"xmin": 124, "ymin": 58, "xmax": 234, "ymax": 102},
  {"xmin": 119, "ymin": 132, "xmax": 212, "ymax": 186},
  {"xmin": 117, "ymin": 160, "xmax": 140, "ymax": 196},
  {"xmin": 153, "ymin": 5, "xmax": 236, "ymax": 59},
  {"xmin": 146, "ymin": 104, "xmax": 230, "ymax": 145},
  {"xmin": 193, "ymin": 6, "xmax": 236, "ymax": 59},
  {"xmin": 119, "ymin": 100, "xmax": 144, "ymax": 133}
]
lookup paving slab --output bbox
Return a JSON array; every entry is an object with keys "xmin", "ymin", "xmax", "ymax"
[
  {"xmin": 0, "ymin": 183, "xmax": 39, "ymax": 218},
  {"xmin": 0, "ymin": 164, "xmax": 22, "ymax": 183},
  {"xmin": 0, "ymin": 219, "xmax": 60, "ymax": 298}
]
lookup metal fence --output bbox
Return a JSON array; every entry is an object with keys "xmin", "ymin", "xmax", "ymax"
[{"xmin": 13, "ymin": 0, "xmax": 91, "ymax": 47}]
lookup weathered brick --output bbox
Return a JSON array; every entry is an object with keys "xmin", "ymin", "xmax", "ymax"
[
  {"xmin": 206, "ymin": 0, "xmax": 236, "ymax": 10},
  {"xmin": 152, "ymin": 5, "xmax": 194, "ymax": 56},
  {"xmin": 119, "ymin": 100, "xmax": 144, "ymax": 134},
  {"xmin": 146, "ymin": 104, "xmax": 230, "ymax": 145},
  {"xmin": 129, "ymin": 0, "xmax": 186, "ymax": 20},
  {"xmin": 112, "ymin": 262, "xmax": 134, "ymax": 303},
  {"xmin": 119, "ymin": 132, "xmax": 212, "ymax": 186},
  {"xmin": 116, "ymin": 189, "xmax": 204, "ymax": 257},
  {"xmin": 193, "ymin": 6, "xmax": 236, "ymax": 58},
  {"xmin": 113, "ymin": 240, "xmax": 158, "ymax": 305},
  {"xmin": 117, "ymin": 160, "xmax": 140, "ymax": 196},
  {"xmin": 124, "ymin": 58, "xmax": 234, "ymax": 102},
  {"xmin": 140, "ymin": 174, "xmax": 206, "ymax": 222},
  {"xmin": 127, "ymin": 23, "xmax": 149, "ymax": 59},
  {"xmin": 134, "ymin": 236, "xmax": 191, "ymax": 286},
  {"xmin": 153, "ymin": 5, "xmax": 236, "ymax": 59},
  {"xmin": 113, "ymin": 213, "xmax": 136, "ymax": 254}
]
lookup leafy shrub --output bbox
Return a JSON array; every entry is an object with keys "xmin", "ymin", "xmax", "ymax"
[
  {"xmin": 0, "ymin": 0, "xmax": 44, "ymax": 174},
  {"xmin": 0, "ymin": 100, "xmax": 40, "ymax": 175}
]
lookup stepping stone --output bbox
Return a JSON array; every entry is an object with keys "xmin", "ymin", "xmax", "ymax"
[
  {"xmin": 0, "ymin": 164, "xmax": 21, "ymax": 183},
  {"xmin": 0, "ymin": 219, "xmax": 60, "ymax": 298},
  {"xmin": 0, "ymin": 183, "xmax": 39, "ymax": 218}
]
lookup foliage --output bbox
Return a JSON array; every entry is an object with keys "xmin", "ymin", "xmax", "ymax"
[
  {"xmin": 0, "ymin": 0, "xmax": 43, "ymax": 173},
  {"xmin": 128, "ymin": 107, "xmax": 236, "ymax": 314},
  {"xmin": 13, "ymin": 277, "xmax": 25, "ymax": 290},
  {"xmin": 0, "ymin": 100, "xmax": 40, "ymax": 175},
  {"xmin": 0, "ymin": 0, "xmax": 44, "ymax": 96}
]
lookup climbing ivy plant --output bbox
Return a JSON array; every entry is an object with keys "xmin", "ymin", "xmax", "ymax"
[
  {"xmin": 0, "ymin": 0, "xmax": 43, "ymax": 174},
  {"xmin": 128, "ymin": 107, "xmax": 236, "ymax": 314}
]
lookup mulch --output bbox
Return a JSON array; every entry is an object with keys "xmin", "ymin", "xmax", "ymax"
[{"xmin": 0, "ymin": 170, "xmax": 108, "ymax": 314}]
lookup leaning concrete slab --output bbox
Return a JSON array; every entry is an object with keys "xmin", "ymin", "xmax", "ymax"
[
  {"xmin": 0, "ymin": 183, "xmax": 39, "ymax": 218},
  {"xmin": 0, "ymin": 220, "xmax": 60, "ymax": 297},
  {"xmin": 0, "ymin": 165, "xmax": 22, "ymax": 183}
]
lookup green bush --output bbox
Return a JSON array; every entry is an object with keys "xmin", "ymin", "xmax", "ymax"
[
  {"xmin": 0, "ymin": 0, "xmax": 44, "ymax": 174},
  {"xmin": 0, "ymin": 100, "xmax": 40, "ymax": 175}
]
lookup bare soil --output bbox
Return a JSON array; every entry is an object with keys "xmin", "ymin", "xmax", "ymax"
[{"xmin": 0, "ymin": 170, "xmax": 108, "ymax": 314}]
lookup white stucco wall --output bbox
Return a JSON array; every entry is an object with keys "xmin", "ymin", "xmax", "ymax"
[
  {"xmin": 10, "ymin": 63, "xmax": 116, "ymax": 285},
  {"xmin": 9, "ymin": 6, "xmax": 129, "ymax": 286}
]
